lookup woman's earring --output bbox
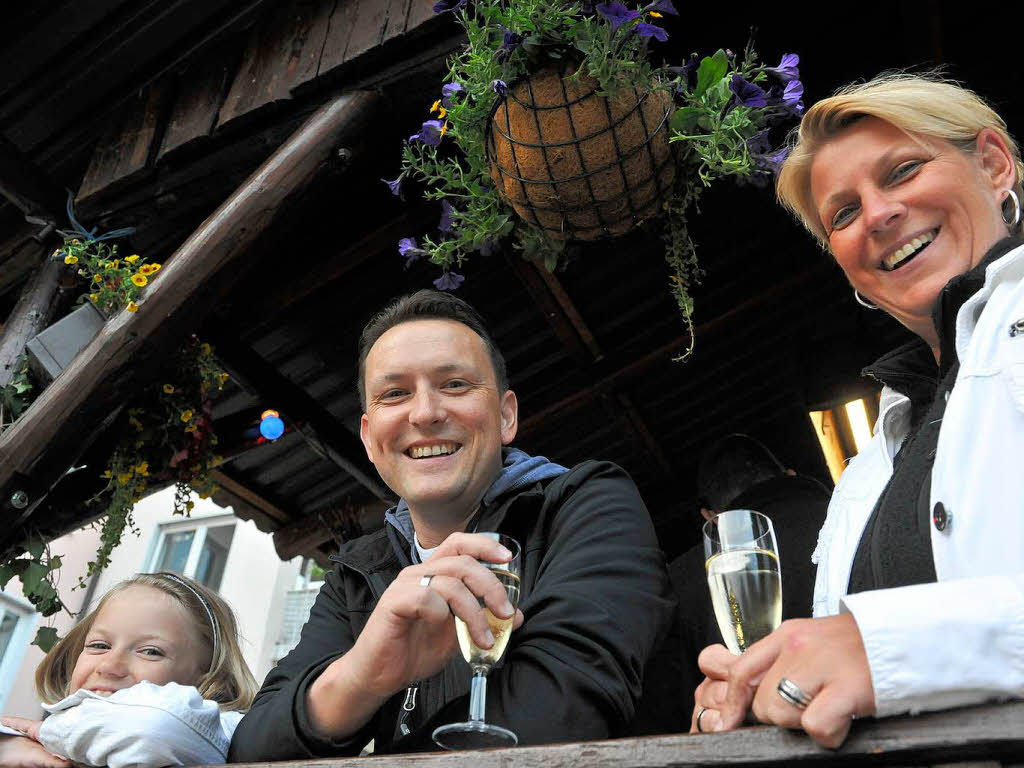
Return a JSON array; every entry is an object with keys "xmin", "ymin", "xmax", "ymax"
[
  {"xmin": 853, "ymin": 289, "xmax": 878, "ymax": 310},
  {"xmin": 1002, "ymin": 189, "xmax": 1021, "ymax": 228}
]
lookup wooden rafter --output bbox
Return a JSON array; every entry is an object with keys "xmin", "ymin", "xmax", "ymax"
[{"xmin": 0, "ymin": 89, "xmax": 381, "ymax": 552}]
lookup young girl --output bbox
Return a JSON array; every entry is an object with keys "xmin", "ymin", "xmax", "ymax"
[{"xmin": 0, "ymin": 572, "xmax": 258, "ymax": 767}]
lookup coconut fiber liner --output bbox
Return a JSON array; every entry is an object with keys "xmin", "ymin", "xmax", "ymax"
[{"xmin": 487, "ymin": 61, "xmax": 676, "ymax": 241}]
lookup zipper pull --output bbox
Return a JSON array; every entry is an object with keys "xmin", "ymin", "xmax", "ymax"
[{"xmin": 398, "ymin": 684, "xmax": 418, "ymax": 736}]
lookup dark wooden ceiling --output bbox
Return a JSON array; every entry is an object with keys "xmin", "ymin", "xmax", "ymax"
[{"xmin": 1, "ymin": 0, "xmax": 1021, "ymax": 562}]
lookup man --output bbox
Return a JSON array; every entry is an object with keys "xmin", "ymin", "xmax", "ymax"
[
  {"xmin": 669, "ymin": 434, "xmax": 829, "ymax": 709},
  {"xmin": 229, "ymin": 290, "xmax": 674, "ymax": 760}
]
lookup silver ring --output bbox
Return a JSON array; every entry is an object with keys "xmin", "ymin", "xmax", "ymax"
[
  {"xmin": 777, "ymin": 677, "xmax": 814, "ymax": 710},
  {"xmin": 419, "ymin": 575, "xmax": 434, "ymax": 588},
  {"xmin": 696, "ymin": 706, "xmax": 710, "ymax": 732}
]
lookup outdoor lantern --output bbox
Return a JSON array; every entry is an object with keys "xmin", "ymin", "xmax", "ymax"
[{"xmin": 260, "ymin": 409, "xmax": 285, "ymax": 440}]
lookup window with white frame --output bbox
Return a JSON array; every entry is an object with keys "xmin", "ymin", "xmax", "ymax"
[
  {"xmin": 149, "ymin": 516, "xmax": 236, "ymax": 592},
  {"xmin": 0, "ymin": 593, "xmax": 37, "ymax": 711}
]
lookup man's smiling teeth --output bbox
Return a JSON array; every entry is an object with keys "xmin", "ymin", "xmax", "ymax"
[
  {"xmin": 883, "ymin": 229, "xmax": 937, "ymax": 270},
  {"xmin": 408, "ymin": 443, "xmax": 460, "ymax": 459}
]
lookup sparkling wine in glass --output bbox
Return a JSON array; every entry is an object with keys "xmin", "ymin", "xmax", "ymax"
[
  {"xmin": 433, "ymin": 533, "xmax": 521, "ymax": 750},
  {"xmin": 703, "ymin": 509, "xmax": 782, "ymax": 655}
]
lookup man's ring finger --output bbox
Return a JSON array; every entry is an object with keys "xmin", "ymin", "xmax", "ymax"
[
  {"xmin": 419, "ymin": 574, "xmax": 434, "ymax": 588},
  {"xmin": 696, "ymin": 707, "xmax": 711, "ymax": 732},
  {"xmin": 777, "ymin": 677, "xmax": 814, "ymax": 710}
]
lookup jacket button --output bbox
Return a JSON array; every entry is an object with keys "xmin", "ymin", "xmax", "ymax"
[{"xmin": 932, "ymin": 502, "xmax": 951, "ymax": 532}]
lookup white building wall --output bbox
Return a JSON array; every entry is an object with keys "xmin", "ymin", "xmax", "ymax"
[{"xmin": 0, "ymin": 486, "xmax": 304, "ymax": 717}]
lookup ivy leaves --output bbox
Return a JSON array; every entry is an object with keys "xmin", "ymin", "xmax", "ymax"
[
  {"xmin": 0, "ymin": 535, "xmax": 66, "ymax": 649},
  {"xmin": 0, "ymin": 355, "xmax": 34, "ymax": 432}
]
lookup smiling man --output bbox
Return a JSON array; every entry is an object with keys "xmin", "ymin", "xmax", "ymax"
[{"xmin": 229, "ymin": 290, "xmax": 674, "ymax": 760}]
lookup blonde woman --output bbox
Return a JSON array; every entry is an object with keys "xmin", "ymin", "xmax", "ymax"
[
  {"xmin": 0, "ymin": 572, "xmax": 257, "ymax": 767},
  {"xmin": 692, "ymin": 74, "xmax": 1024, "ymax": 747}
]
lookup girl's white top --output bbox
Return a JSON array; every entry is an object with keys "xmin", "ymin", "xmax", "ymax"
[{"xmin": 1, "ymin": 681, "xmax": 242, "ymax": 767}]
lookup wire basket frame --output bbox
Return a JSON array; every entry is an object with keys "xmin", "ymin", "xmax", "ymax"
[{"xmin": 486, "ymin": 59, "xmax": 676, "ymax": 241}]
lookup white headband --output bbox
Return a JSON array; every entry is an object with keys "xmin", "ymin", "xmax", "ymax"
[{"xmin": 160, "ymin": 573, "xmax": 219, "ymax": 674}]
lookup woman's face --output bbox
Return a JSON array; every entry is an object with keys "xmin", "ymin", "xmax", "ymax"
[{"xmin": 810, "ymin": 117, "xmax": 1014, "ymax": 347}]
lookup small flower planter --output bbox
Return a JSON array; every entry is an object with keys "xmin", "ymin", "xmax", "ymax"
[
  {"xmin": 25, "ymin": 301, "xmax": 106, "ymax": 384},
  {"xmin": 487, "ymin": 62, "xmax": 675, "ymax": 241}
]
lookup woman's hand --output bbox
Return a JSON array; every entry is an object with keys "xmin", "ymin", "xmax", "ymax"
[
  {"xmin": 689, "ymin": 644, "xmax": 737, "ymax": 734},
  {"xmin": 718, "ymin": 614, "xmax": 877, "ymax": 748},
  {"xmin": 0, "ymin": 735, "xmax": 70, "ymax": 768},
  {"xmin": 2, "ymin": 717, "xmax": 43, "ymax": 741}
]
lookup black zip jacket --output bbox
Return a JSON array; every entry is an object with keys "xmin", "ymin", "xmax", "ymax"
[{"xmin": 228, "ymin": 460, "xmax": 675, "ymax": 760}]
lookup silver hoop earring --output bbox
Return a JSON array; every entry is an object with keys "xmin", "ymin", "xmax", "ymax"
[
  {"xmin": 1002, "ymin": 189, "xmax": 1021, "ymax": 228},
  {"xmin": 853, "ymin": 288, "xmax": 878, "ymax": 310}
]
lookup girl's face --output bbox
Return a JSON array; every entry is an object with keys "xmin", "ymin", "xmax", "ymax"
[{"xmin": 69, "ymin": 585, "xmax": 209, "ymax": 696}]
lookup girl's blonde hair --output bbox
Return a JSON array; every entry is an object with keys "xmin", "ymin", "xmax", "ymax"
[
  {"xmin": 35, "ymin": 572, "xmax": 258, "ymax": 711},
  {"xmin": 776, "ymin": 72, "xmax": 1024, "ymax": 247}
]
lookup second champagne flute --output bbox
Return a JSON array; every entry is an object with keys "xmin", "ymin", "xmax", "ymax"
[
  {"xmin": 703, "ymin": 509, "xmax": 781, "ymax": 655},
  {"xmin": 432, "ymin": 533, "xmax": 521, "ymax": 750}
]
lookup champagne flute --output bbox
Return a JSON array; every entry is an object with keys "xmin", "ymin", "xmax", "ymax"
[
  {"xmin": 703, "ymin": 509, "xmax": 781, "ymax": 655},
  {"xmin": 433, "ymin": 533, "xmax": 522, "ymax": 750}
]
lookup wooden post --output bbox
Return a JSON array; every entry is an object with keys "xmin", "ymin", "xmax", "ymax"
[
  {"xmin": 0, "ymin": 245, "xmax": 63, "ymax": 389},
  {"xmin": 0, "ymin": 89, "xmax": 380, "ymax": 541}
]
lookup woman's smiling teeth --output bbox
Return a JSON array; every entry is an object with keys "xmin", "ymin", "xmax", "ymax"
[
  {"xmin": 882, "ymin": 228, "xmax": 938, "ymax": 271},
  {"xmin": 407, "ymin": 443, "xmax": 461, "ymax": 459}
]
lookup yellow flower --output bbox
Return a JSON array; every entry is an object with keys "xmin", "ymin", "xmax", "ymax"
[
  {"xmin": 92, "ymin": 275, "xmax": 102, "ymax": 283},
  {"xmin": 210, "ymin": 455, "xmax": 223, "ymax": 467},
  {"xmin": 200, "ymin": 343, "xmax": 212, "ymax": 355},
  {"xmin": 437, "ymin": 107, "xmax": 448, "ymax": 119},
  {"xmin": 63, "ymin": 255, "xmax": 78, "ymax": 265},
  {"xmin": 184, "ymin": 424, "xmax": 198, "ymax": 434},
  {"xmin": 117, "ymin": 473, "xmax": 132, "ymax": 486},
  {"xmin": 145, "ymin": 263, "xmax": 162, "ymax": 275},
  {"xmin": 102, "ymin": 469, "xmax": 112, "ymax": 478},
  {"xmin": 163, "ymin": 384, "xmax": 175, "ymax": 394},
  {"xmin": 111, "ymin": 259, "xmax": 120, "ymax": 269},
  {"xmin": 131, "ymin": 273, "xmax": 147, "ymax": 287},
  {"xmin": 218, "ymin": 372, "xmax": 230, "ymax": 385},
  {"xmin": 89, "ymin": 293, "xmax": 100, "ymax": 303},
  {"xmin": 126, "ymin": 301, "xmax": 139, "ymax": 312},
  {"xmin": 430, "ymin": 99, "xmax": 442, "ymax": 114},
  {"xmin": 135, "ymin": 461, "xmax": 149, "ymax": 476},
  {"xmin": 125, "ymin": 254, "xmax": 140, "ymax": 264},
  {"xmin": 440, "ymin": 121, "xmax": 449, "ymax": 138},
  {"xmin": 181, "ymin": 409, "xmax": 194, "ymax": 422},
  {"xmin": 648, "ymin": 10, "xmax": 662, "ymax": 16}
]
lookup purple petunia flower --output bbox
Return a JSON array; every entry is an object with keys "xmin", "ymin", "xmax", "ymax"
[
  {"xmin": 382, "ymin": 176, "xmax": 402, "ymax": 196},
  {"xmin": 644, "ymin": 0, "xmax": 678, "ymax": 14},
  {"xmin": 635, "ymin": 22, "xmax": 667, "ymax": 41},
  {"xmin": 766, "ymin": 53, "xmax": 800, "ymax": 84},
  {"xmin": 496, "ymin": 27, "xmax": 524, "ymax": 62},
  {"xmin": 729, "ymin": 75, "xmax": 768, "ymax": 108},
  {"xmin": 754, "ymin": 145, "xmax": 791, "ymax": 175},
  {"xmin": 491, "ymin": 79, "xmax": 509, "ymax": 96},
  {"xmin": 439, "ymin": 200, "xmax": 455, "ymax": 233},
  {"xmin": 409, "ymin": 119, "xmax": 445, "ymax": 146},
  {"xmin": 433, "ymin": 0, "xmax": 466, "ymax": 12},
  {"xmin": 441, "ymin": 82, "xmax": 466, "ymax": 108},
  {"xmin": 782, "ymin": 79, "xmax": 803, "ymax": 106},
  {"xmin": 398, "ymin": 237, "xmax": 427, "ymax": 267},
  {"xmin": 433, "ymin": 271, "xmax": 466, "ymax": 291},
  {"xmin": 597, "ymin": 1, "xmax": 641, "ymax": 30}
]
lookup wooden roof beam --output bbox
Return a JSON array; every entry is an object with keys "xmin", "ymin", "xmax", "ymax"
[
  {"xmin": 0, "ymin": 134, "xmax": 66, "ymax": 222},
  {"xmin": 0, "ymin": 89, "xmax": 381, "ymax": 551},
  {"xmin": 204, "ymin": 329, "xmax": 392, "ymax": 502}
]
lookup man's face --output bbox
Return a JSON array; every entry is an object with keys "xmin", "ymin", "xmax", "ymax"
[{"xmin": 360, "ymin": 319, "xmax": 518, "ymax": 518}]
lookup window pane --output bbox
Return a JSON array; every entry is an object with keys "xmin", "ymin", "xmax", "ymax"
[
  {"xmin": 157, "ymin": 531, "xmax": 195, "ymax": 574},
  {"xmin": 194, "ymin": 526, "xmax": 234, "ymax": 591},
  {"xmin": 0, "ymin": 612, "xmax": 18, "ymax": 663}
]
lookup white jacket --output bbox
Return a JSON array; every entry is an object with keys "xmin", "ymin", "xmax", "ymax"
[
  {"xmin": 0, "ymin": 682, "xmax": 243, "ymax": 767},
  {"xmin": 814, "ymin": 242, "xmax": 1024, "ymax": 717}
]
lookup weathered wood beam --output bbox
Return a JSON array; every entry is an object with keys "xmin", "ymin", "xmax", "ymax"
[
  {"xmin": 204, "ymin": 329, "xmax": 392, "ymax": 502},
  {"xmin": 0, "ymin": 246, "xmax": 63, "ymax": 388},
  {"xmin": 519, "ymin": 262, "xmax": 832, "ymax": 437},
  {"xmin": 0, "ymin": 90, "xmax": 381, "ymax": 543},
  {"xmin": 210, "ymin": 469, "xmax": 291, "ymax": 532},
  {"xmin": 0, "ymin": 134, "xmax": 66, "ymax": 221},
  {"xmin": 273, "ymin": 501, "xmax": 387, "ymax": 561},
  {"xmin": 225, "ymin": 700, "xmax": 1024, "ymax": 767}
]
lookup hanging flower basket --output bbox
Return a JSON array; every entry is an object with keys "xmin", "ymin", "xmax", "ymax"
[{"xmin": 487, "ymin": 62, "xmax": 675, "ymax": 240}]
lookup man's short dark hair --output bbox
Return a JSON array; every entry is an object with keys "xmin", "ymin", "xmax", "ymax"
[
  {"xmin": 357, "ymin": 289, "xmax": 509, "ymax": 410},
  {"xmin": 697, "ymin": 433, "xmax": 786, "ymax": 511}
]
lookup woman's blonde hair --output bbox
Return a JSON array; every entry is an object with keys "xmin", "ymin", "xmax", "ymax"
[
  {"xmin": 35, "ymin": 572, "xmax": 258, "ymax": 711},
  {"xmin": 776, "ymin": 72, "xmax": 1023, "ymax": 247}
]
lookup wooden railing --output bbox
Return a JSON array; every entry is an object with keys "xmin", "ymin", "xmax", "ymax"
[{"xmin": 223, "ymin": 700, "xmax": 1024, "ymax": 767}]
